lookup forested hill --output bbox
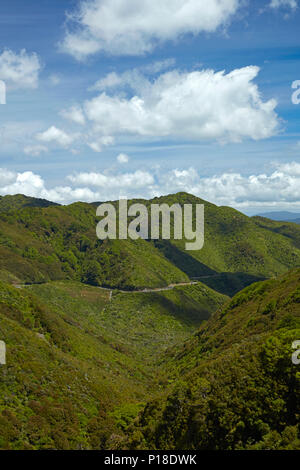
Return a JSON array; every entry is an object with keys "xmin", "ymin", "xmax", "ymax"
[
  {"xmin": 0, "ymin": 278, "xmax": 227, "ymax": 449},
  {"xmin": 127, "ymin": 269, "xmax": 300, "ymax": 450},
  {"xmin": 0, "ymin": 194, "xmax": 59, "ymax": 212},
  {"xmin": 0, "ymin": 193, "xmax": 299, "ymax": 450},
  {"xmin": 0, "ymin": 193, "xmax": 300, "ymax": 296}
]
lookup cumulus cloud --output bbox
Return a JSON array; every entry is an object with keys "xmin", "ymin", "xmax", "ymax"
[
  {"xmin": 0, "ymin": 168, "xmax": 154, "ymax": 204},
  {"xmin": 82, "ymin": 66, "xmax": 279, "ymax": 143},
  {"xmin": 61, "ymin": 0, "xmax": 241, "ymax": 59},
  {"xmin": 117, "ymin": 153, "xmax": 129, "ymax": 164},
  {"xmin": 156, "ymin": 162, "xmax": 300, "ymax": 209},
  {"xmin": 270, "ymin": 0, "xmax": 297, "ymax": 9},
  {"xmin": 0, "ymin": 49, "xmax": 41, "ymax": 89},
  {"xmin": 34, "ymin": 123, "xmax": 113, "ymax": 153},
  {"xmin": 1, "ymin": 162, "xmax": 300, "ymax": 210},
  {"xmin": 0, "ymin": 170, "xmax": 45, "ymax": 197},
  {"xmin": 36, "ymin": 126, "xmax": 76, "ymax": 148}
]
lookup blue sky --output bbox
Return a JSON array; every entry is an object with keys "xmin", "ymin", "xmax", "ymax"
[{"xmin": 0, "ymin": 0, "xmax": 300, "ymax": 214}]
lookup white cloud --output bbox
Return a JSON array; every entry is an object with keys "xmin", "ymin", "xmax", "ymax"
[
  {"xmin": 34, "ymin": 123, "xmax": 113, "ymax": 153},
  {"xmin": 91, "ymin": 72, "xmax": 124, "ymax": 91},
  {"xmin": 1, "ymin": 162, "xmax": 300, "ymax": 210},
  {"xmin": 117, "ymin": 153, "xmax": 129, "ymax": 164},
  {"xmin": 61, "ymin": 0, "xmax": 241, "ymax": 59},
  {"xmin": 36, "ymin": 126, "xmax": 76, "ymax": 148},
  {"xmin": 44, "ymin": 65, "xmax": 279, "ymax": 152},
  {"xmin": 24, "ymin": 145, "xmax": 48, "ymax": 157},
  {"xmin": 0, "ymin": 168, "xmax": 16, "ymax": 186},
  {"xmin": 83, "ymin": 66, "xmax": 279, "ymax": 143},
  {"xmin": 60, "ymin": 105, "xmax": 86, "ymax": 125},
  {"xmin": 67, "ymin": 170, "xmax": 154, "ymax": 188},
  {"xmin": 270, "ymin": 0, "xmax": 297, "ymax": 9},
  {"xmin": 0, "ymin": 170, "xmax": 45, "ymax": 197},
  {"xmin": 91, "ymin": 60, "xmax": 176, "ymax": 92},
  {"xmin": 157, "ymin": 162, "xmax": 300, "ymax": 209},
  {"xmin": 87, "ymin": 135, "xmax": 115, "ymax": 152},
  {"xmin": 0, "ymin": 49, "xmax": 41, "ymax": 89},
  {"xmin": 87, "ymin": 141, "xmax": 102, "ymax": 153}
]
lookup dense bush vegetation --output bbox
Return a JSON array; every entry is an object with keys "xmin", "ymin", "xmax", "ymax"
[
  {"xmin": 0, "ymin": 193, "xmax": 300, "ymax": 295},
  {"xmin": 0, "ymin": 194, "xmax": 299, "ymax": 450},
  {"xmin": 0, "ymin": 278, "xmax": 226, "ymax": 449},
  {"xmin": 125, "ymin": 270, "xmax": 300, "ymax": 450}
]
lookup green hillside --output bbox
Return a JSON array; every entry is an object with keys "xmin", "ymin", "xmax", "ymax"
[
  {"xmin": 0, "ymin": 201, "xmax": 188, "ymax": 289},
  {"xmin": 150, "ymin": 193, "xmax": 300, "ymax": 279},
  {"xmin": 0, "ymin": 194, "xmax": 300, "ymax": 450},
  {"xmin": 0, "ymin": 193, "xmax": 300, "ymax": 296},
  {"xmin": 127, "ymin": 269, "xmax": 300, "ymax": 450},
  {"xmin": 0, "ymin": 194, "xmax": 59, "ymax": 212},
  {"xmin": 0, "ymin": 279, "xmax": 226, "ymax": 449}
]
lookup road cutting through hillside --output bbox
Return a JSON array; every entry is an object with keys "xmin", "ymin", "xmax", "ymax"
[
  {"xmin": 98, "ymin": 280, "xmax": 199, "ymax": 296},
  {"xmin": 13, "ymin": 278, "xmax": 219, "ymax": 302}
]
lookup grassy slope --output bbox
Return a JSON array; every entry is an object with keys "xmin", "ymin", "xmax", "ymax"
[
  {"xmin": 0, "ymin": 279, "xmax": 226, "ymax": 449},
  {"xmin": 127, "ymin": 269, "xmax": 300, "ymax": 450}
]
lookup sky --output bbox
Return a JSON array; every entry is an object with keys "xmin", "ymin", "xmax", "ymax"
[{"xmin": 0, "ymin": 0, "xmax": 300, "ymax": 214}]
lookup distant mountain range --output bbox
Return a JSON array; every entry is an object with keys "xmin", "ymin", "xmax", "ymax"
[{"xmin": 256, "ymin": 211, "xmax": 300, "ymax": 224}]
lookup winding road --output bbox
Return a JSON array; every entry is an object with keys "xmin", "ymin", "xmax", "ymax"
[{"xmin": 14, "ymin": 280, "xmax": 201, "ymax": 301}]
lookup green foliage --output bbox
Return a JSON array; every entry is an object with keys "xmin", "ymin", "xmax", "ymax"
[
  {"xmin": 110, "ymin": 403, "xmax": 145, "ymax": 431},
  {"xmin": 0, "ymin": 278, "xmax": 224, "ymax": 449},
  {"xmin": 0, "ymin": 194, "xmax": 300, "ymax": 450},
  {"xmin": 0, "ymin": 192, "xmax": 300, "ymax": 295},
  {"xmin": 126, "ymin": 269, "xmax": 300, "ymax": 450},
  {"xmin": 0, "ymin": 194, "xmax": 58, "ymax": 213}
]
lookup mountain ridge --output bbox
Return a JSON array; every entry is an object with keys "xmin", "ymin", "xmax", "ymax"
[
  {"xmin": 0, "ymin": 192, "xmax": 300, "ymax": 296},
  {"xmin": 255, "ymin": 211, "xmax": 300, "ymax": 224}
]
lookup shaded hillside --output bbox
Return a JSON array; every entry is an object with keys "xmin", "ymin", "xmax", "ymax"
[
  {"xmin": 127, "ymin": 269, "xmax": 300, "ymax": 450},
  {"xmin": 150, "ymin": 193, "xmax": 300, "ymax": 279},
  {"xmin": 0, "ymin": 279, "xmax": 226, "ymax": 449}
]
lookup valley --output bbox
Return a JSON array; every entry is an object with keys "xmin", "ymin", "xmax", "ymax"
[{"xmin": 0, "ymin": 193, "xmax": 299, "ymax": 450}]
